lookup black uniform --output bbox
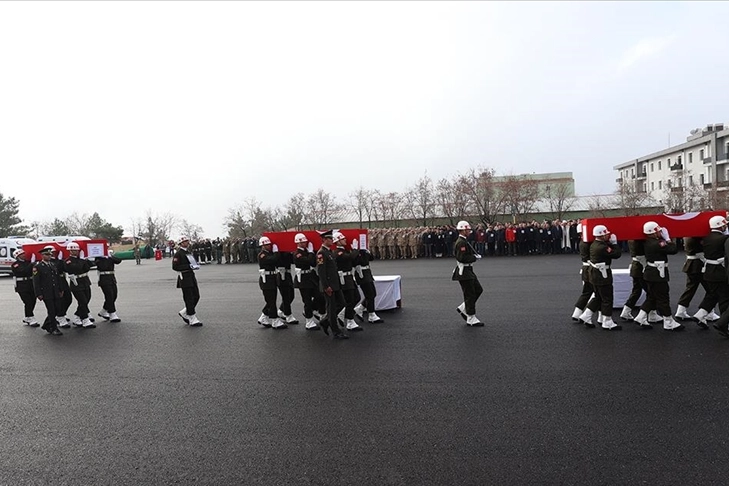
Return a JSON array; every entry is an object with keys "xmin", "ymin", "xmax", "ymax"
[
  {"xmin": 624, "ymin": 240, "xmax": 648, "ymax": 310},
  {"xmin": 354, "ymin": 249, "xmax": 377, "ymax": 315},
  {"xmin": 64, "ymin": 255, "xmax": 96, "ymax": 321},
  {"xmin": 172, "ymin": 246, "xmax": 200, "ymax": 316},
  {"xmin": 677, "ymin": 237, "xmax": 707, "ymax": 308},
  {"xmin": 52, "ymin": 258, "xmax": 73, "ymax": 317},
  {"xmin": 640, "ymin": 236, "xmax": 677, "ymax": 317},
  {"xmin": 293, "ymin": 246, "xmax": 323, "ymax": 319},
  {"xmin": 32, "ymin": 260, "xmax": 64, "ymax": 333},
  {"xmin": 574, "ymin": 240, "xmax": 594, "ymax": 311},
  {"xmin": 11, "ymin": 258, "xmax": 36, "ymax": 320},
  {"xmin": 697, "ymin": 231, "xmax": 729, "ymax": 315},
  {"xmin": 96, "ymin": 254, "xmax": 122, "ymax": 314},
  {"xmin": 258, "ymin": 248, "xmax": 279, "ymax": 321},
  {"xmin": 276, "ymin": 252, "xmax": 296, "ymax": 319},
  {"xmin": 585, "ymin": 238, "xmax": 622, "ymax": 316},
  {"xmin": 452, "ymin": 235, "xmax": 482, "ymax": 316},
  {"xmin": 334, "ymin": 244, "xmax": 360, "ymax": 320},
  {"xmin": 316, "ymin": 244, "xmax": 345, "ymax": 335}
]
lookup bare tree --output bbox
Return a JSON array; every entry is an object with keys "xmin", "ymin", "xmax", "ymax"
[
  {"xmin": 179, "ymin": 219, "xmax": 204, "ymax": 240},
  {"xmin": 366, "ymin": 189, "xmax": 382, "ymax": 226},
  {"xmin": 225, "ymin": 204, "xmax": 250, "ymax": 238},
  {"xmin": 65, "ymin": 212, "xmax": 93, "ymax": 235},
  {"xmin": 614, "ymin": 180, "xmax": 653, "ymax": 216},
  {"xmin": 281, "ymin": 193, "xmax": 306, "ymax": 231},
  {"xmin": 407, "ymin": 173, "xmax": 436, "ymax": 226},
  {"xmin": 374, "ymin": 191, "xmax": 405, "ymax": 227},
  {"xmin": 501, "ymin": 174, "xmax": 540, "ymax": 221},
  {"xmin": 142, "ymin": 210, "xmax": 176, "ymax": 246},
  {"xmin": 662, "ymin": 176, "xmax": 704, "ymax": 214},
  {"xmin": 305, "ymin": 189, "xmax": 343, "ymax": 228},
  {"xmin": 459, "ymin": 167, "xmax": 505, "ymax": 224},
  {"xmin": 586, "ymin": 194, "xmax": 613, "ymax": 218},
  {"xmin": 703, "ymin": 183, "xmax": 729, "ymax": 211},
  {"xmin": 348, "ymin": 186, "xmax": 371, "ymax": 228},
  {"xmin": 544, "ymin": 182, "xmax": 575, "ymax": 221}
]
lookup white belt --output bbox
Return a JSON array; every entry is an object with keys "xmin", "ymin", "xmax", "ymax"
[
  {"xmin": 702, "ymin": 257, "xmax": 725, "ymax": 273},
  {"xmin": 589, "ymin": 261, "xmax": 609, "ymax": 279},
  {"xmin": 647, "ymin": 261, "xmax": 668, "ymax": 278},
  {"xmin": 294, "ymin": 268, "xmax": 312, "ymax": 282},
  {"xmin": 631, "ymin": 256, "xmax": 647, "ymax": 266},
  {"xmin": 14, "ymin": 276, "xmax": 31, "ymax": 281},
  {"xmin": 259, "ymin": 269, "xmax": 276, "ymax": 283},
  {"xmin": 338, "ymin": 270, "xmax": 353, "ymax": 285},
  {"xmin": 355, "ymin": 265, "xmax": 370, "ymax": 279},
  {"xmin": 98, "ymin": 271, "xmax": 115, "ymax": 275},
  {"xmin": 455, "ymin": 262, "xmax": 473, "ymax": 276},
  {"xmin": 74, "ymin": 273, "xmax": 88, "ymax": 278},
  {"xmin": 582, "ymin": 262, "xmax": 590, "ymax": 266}
]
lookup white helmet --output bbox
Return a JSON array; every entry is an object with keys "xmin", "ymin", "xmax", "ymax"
[
  {"xmin": 108, "ymin": 249, "xmax": 114, "ymax": 256},
  {"xmin": 456, "ymin": 220, "xmax": 471, "ymax": 230},
  {"xmin": 709, "ymin": 215, "xmax": 728, "ymax": 229},
  {"xmin": 13, "ymin": 248, "xmax": 25, "ymax": 258},
  {"xmin": 178, "ymin": 235, "xmax": 190, "ymax": 245},
  {"xmin": 294, "ymin": 233, "xmax": 308, "ymax": 244},
  {"xmin": 67, "ymin": 242, "xmax": 80, "ymax": 251},
  {"xmin": 332, "ymin": 231, "xmax": 345, "ymax": 243},
  {"xmin": 592, "ymin": 225, "xmax": 610, "ymax": 237},
  {"xmin": 259, "ymin": 236, "xmax": 272, "ymax": 246},
  {"xmin": 643, "ymin": 221, "xmax": 661, "ymax": 235}
]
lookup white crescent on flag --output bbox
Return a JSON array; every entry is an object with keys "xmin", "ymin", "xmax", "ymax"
[{"xmin": 662, "ymin": 212, "xmax": 701, "ymax": 221}]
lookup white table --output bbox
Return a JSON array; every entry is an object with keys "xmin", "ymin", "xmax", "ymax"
[
  {"xmin": 372, "ymin": 275, "xmax": 402, "ymax": 311},
  {"xmin": 612, "ymin": 268, "xmax": 645, "ymax": 308}
]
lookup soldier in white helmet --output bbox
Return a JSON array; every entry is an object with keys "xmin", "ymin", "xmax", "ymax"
[
  {"xmin": 690, "ymin": 215, "xmax": 729, "ymax": 330},
  {"xmin": 256, "ymin": 236, "xmax": 287, "ymax": 329},
  {"xmin": 64, "ymin": 242, "xmax": 98, "ymax": 328},
  {"xmin": 577, "ymin": 225, "xmax": 622, "ymax": 330},
  {"xmin": 96, "ymin": 249, "xmax": 123, "ymax": 323},
  {"xmin": 292, "ymin": 233, "xmax": 321, "ymax": 331},
  {"xmin": 172, "ymin": 236, "xmax": 203, "ymax": 327},
  {"xmin": 11, "ymin": 248, "xmax": 39, "ymax": 327},
  {"xmin": 453, "ymin": 220, "xmax": 484, "ymax": 327},
  {"xmin": 633, "ymin": 221, "xmax": 684, "ymax": 331},
  {"xmin": 332, "ymin": 231, "xmax": 362, "ymax": 332}
]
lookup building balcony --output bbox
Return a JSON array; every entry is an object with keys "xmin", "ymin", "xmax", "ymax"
[
  {"xmin": 703, "ymin": 180, "xmax": 729, "ymax": 189},
  {"xmin": 670, "ymin": 186, "xmax": 684, "ymax": 193},
  {"xmin": 716, "ymin": 157, "xmax": 729, "ymax": 165},
  {"xmin": 704, "ymin": 157, "xmax": 713, "ymax": 164},
  {"xmin": 670, "ymin": 164, "xmax": 683, "ymax": 171},
  {"xmin": 636, "ymin": 172, "xmax": 647, "ymax": 179},
  {"xmin": 616, "ymin": 177, "xmax": 623, "ymax": 183}
]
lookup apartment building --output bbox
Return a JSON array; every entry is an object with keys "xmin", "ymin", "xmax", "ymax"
[{"xmin": 614, "ymin": 123, "xmax": 729, "ymax": 206}]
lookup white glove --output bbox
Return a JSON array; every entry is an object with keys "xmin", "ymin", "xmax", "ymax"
[
  {"xmin": 609, "ymin": 234, "xmax": 617, "ymax": 245},
  {"xmin": 351, "ymin": 239, "xmax": 359, "ymax": 250},
  {"xmin": 475, "ymin": 254, "xmax": 482, "ymax": 259},
  {"xmin": 307, "ymin": 242, "xmax": 314, "ymax": 252},
  {"xmin": 272, "ymin": 244, "xmax": 279, "ymax": 253},
  {"xmin": 660, "ymin": 227, "xmax": 670, "ymax": 241}
]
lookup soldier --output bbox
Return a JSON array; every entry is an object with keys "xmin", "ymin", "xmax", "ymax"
[
  {"xmin": 32, "ymin": 245, "xmax": 64, "ymax": 335},
  {"xmin": 247, "ymin": 237, "xmax": 258, "ymax": 264},
  {"xmin": 333, "ymin": 231, "xmax": 362, "ymax": 332},
  {"xmin": 292, "ymin": 233, "xmax": 321, "ymax": 331},
  {"xmin": 674, "ymin": 236, "xmax": 707, "ymax": 322},
  {"xmin": 204, "ymin": 239, "xmax": 213, "ymax": 264},
  {"xmin": 316, "ymin": 230, "xmax": 348, "ymax": 339},
  {"xmin": 370, "ymin": 228, "xmax": 381, "ymax": 260},
  {"xmin": 577, "ymin": 225, "xmax": 622, "ymax": 330},
  {"xmin": 633, "ymin": 222, "xmax": 684, "ymax": 331},
  {"xmin": 276, "ymin": 248, "xmax": 299, "ymax": 325},
  {"xmin": 96, "ymin": 249, "xmax": 123, "ymax": 323},
  {"xmin": 354, "ymin": 243, "xmax": 384, "ymax": 324},
  {"xmin": 453, "ymin": 220, "xmax": 484, "ymax": 326},
  {"xmin": 64, "ymin": 242, "xmax": 97, "ymax": 328},
  {"xmin": 134, "ymin": 241, "xmax": 141, "ymax": 265},
  {"xmin": 571, "ymin": 225, "xmax": 594, "ymax": 322},
  {"xmin": 396, "ymin": 228, "xmax": 406, "ymax": 259},
  {"xmin": 619, "ymin": 239, "xmax": 647, "ymax": 321},
  {"xmin": 223, "ymin": 238, "xmax": 231, "ymax": 264},
  {"xmin": 692, "ymin": 216, "xmax": 729, "ymax": 329},
  {"xmin": 256, "ymin": 236, "xmax": 286, "ymax": 329},
  {"xmin": 172, "ymin": 236, "xmax": 203, "ymax": 327},
  {"xmin": 49, "ymin": 247, "xmax": 73, "ymax": 328},
  {"xmin": 11, "ymin": 248, "xmax": 39, "ymax": 327}
]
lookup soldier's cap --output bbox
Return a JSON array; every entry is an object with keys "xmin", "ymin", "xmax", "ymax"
[
  {"xmin": 318, "ymin": 230, "xmax": 333, "ymax": 239},
  {"xmin": 39, "ymin": 245, "xmax": 56, "ymax": 255}
]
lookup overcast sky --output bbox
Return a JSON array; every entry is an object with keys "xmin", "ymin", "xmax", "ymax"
[{"xmin": 2, "ymin": 1, "xmax": 728, "ymax": 237}]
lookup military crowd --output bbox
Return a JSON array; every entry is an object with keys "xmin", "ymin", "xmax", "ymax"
[{"xmin": 571, "ymin": 215, "xmax": 729, "ymax": 338}]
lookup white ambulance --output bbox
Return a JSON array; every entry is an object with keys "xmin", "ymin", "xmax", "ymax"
[{"xmin": 0, "ymin": 237, "xmax": 38, "ymax": 275}]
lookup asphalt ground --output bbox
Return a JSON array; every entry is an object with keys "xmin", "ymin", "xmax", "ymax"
[{"xmin": 1, "ymin": 254, "xmax": 729, "ymax": 486}]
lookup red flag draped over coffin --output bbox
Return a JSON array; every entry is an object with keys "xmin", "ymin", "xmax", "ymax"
[
  {"xmin": 262, "ymin": 230, "xmax": 368, "ymax": 252},
  {"xmin": 22, "ymin": 239, "xmax": 109, "ymax": 262},
  {"xmin": 581, "ymin": 211, "xmax": 727, "ymax": 242}
]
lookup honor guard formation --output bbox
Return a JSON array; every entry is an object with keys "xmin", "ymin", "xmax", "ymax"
[{"xmin": 573, "ymin": 216, "xmax": 729, "ymax": 337}]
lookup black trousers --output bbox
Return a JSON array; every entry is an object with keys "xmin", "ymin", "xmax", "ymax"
[
  {"xmin": 342, "ymin": 287, "xmax": 358, "ymax": 319},
  {"xmin": 625, "ymin": 276, "xmax": 647, "ymax": 308},
  {"xmin": 261, "ymin": 288, "xmax": 278, "ymax": 319},
  {"xmin": 574, "ymin": 280, "xmax": 594, "ymax": 310},
  {"xmin": 42, "ymin": 297, "xmax": 62, "ymax": 330},
  {"xmin": 277, "ymin": 285, "xmax": 295, "ymax": 316},
  {"xmin": 17, "ymin": 290, "xmax": 36, "ymax": 317},
  {"xmin": 182, "ymin": 285, "xmax": 200, "ymax": 316},
  {"xmin": 71, "ymin": 285, "xmax": 91, "ymax": 319},
  {"xmin": 299, "ymin": 287, "xmax": 316, "ymax": 318},
  {"xmin": 698, "ymin": 281, "xmax": 729, "ymax": 314},
  {"xmin": 322, "ymin": 289, "xmax": 344, "ymax": 333},
  {"xmin": 641, "ymin": 281, "xmax": 671, "ymax": 317},
  {"xmin": 677, "ymin": 272, "xmax": 703, "ymax": 307},
  {"xmin": 591, "ymin": 283, "xmax": 614, "ymax": 316},
  {"xmin": 359, "ymin": 280, "xmax": 377, "ymax": 312},
  {"xmin": 458, "ymin": 277, "xmax": 483, "ymax": 316},
  {"xmin": 100, "ymin": 284, "xmax": 118, "ymax": 313},
  {"xmin": 59, "ymin": 287, "xmax": 72, "ymax": 316}
]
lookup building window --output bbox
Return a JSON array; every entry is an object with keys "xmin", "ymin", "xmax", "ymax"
[
  {"xmin": 667, "ymin": 158, "xmax": 671, "ymax": 166},
  {"xmin": 689, "ymin": 175, "xmax": 693, "ymax": 185},
  {"xmin": 643, "ymin": 183, "xmax": 647, "ymax": 192},
  {"xmin": 689, "ymin": 152, "xmax": 693, "ymax": 163},
  {"xmin": 700, "ymin": 149, "xmax": 705, "ymax": 159},
  {"xmin": 677, "ymin": 155, "xmax": 682, "ymax": 164},
  {"xmin": 700, "ymin": 174, "xmax": 705, "ymax": 185},
  {"xmin": 659, "ymin": 180, "xmax": 662, "ymax": 189},
  {"xmin": 631, "ymin": 168, "xmax": 635, "ymax": 177},
  {"xmin": 651, "ymin": 163, "xmax": 654, "ymax": 172},
  {"xmin": 651, "ymin": 182, "xmax": 655, "ymax": 190},
  {"xmin": 658, "ymin": 161, "xmax": 662, "ymax": 170},
  {"xmin": 667, "ymin": 180, "xmax": 672, "ymax": 188}
]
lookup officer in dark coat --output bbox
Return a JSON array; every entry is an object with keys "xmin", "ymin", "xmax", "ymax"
[
  {"xmin": 354, "ymin": 244, "xmax": 383, "ymax": 324},
  {"xmin": 453, "ymin": 220, "xmax": 484, "ymax": 326},
  {"xmin": 293, "ymin": 233, "xmax": 321, "ymax": 331},
  {"xmin": 316, "ymin": 230, "xmax": 347, "ymax": 339},
  {"xmin": 64, "ymin": 242, "xmax": 97, "ymax": 328},
  {"xmin": 11, "ymin": 249, "xmax": 39, "ymax": 326},
  {"xmin": 96, "ymin": 249, "xmax": 123, "ymax": 323},
  {"xmin": 619, "ymin": 239, "xmax": 647, "ymax": 321},
  {"xmin": 276, "ymin": 249, "xmax": 298, "ymax": 325},
  {"xmin": 49, "ymin": 248, "xmax": 73, "ymax": 328},
  {"xmin": 172, "ymin": 236, "xmax": 203, "ymax": 326},
  {"xmin": 256, "ymin": 236, "xmax": 286, "ymax": 329},
  {"xmin": 32, "ymin": 245, "xmax": 64, "ymax": 335},
  {"xmin": 634, "ymin": 221, "xmax": 683, "ymax": 331},
  {"xmin": 579, "ymin": 224, "xmax": 622, "ymax": 330},
  {"xmin": 694, "ymin": 216, "xmax": 729, "ymax": 330}
]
